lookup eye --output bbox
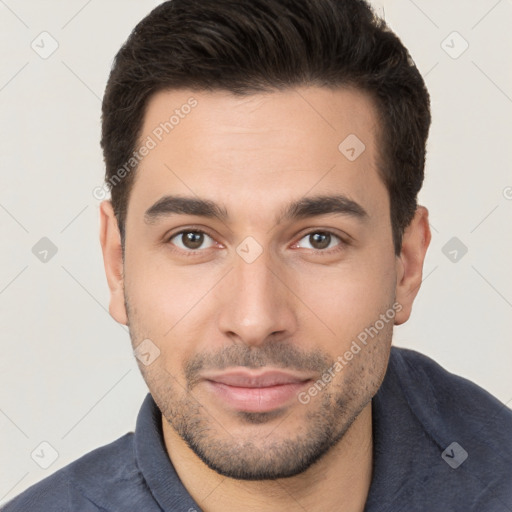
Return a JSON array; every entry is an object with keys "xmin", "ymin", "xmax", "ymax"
[
  {"xmin": 168, "ymin": 229, "xmax": 216, "ymax": 252},
  {"xmin": 294, "ymin": 230, "xmax": 345, "ymax": 252},
  {"xmin": 166, "ymin": 228, "xmax": 347, "ymax": 257}
]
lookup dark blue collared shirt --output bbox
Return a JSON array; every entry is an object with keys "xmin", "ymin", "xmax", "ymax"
[{"xmin": 2, "ymin": 346, "xmax": 512, "ymax": 511}]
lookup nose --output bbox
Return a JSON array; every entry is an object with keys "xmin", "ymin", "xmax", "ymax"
[{"xmin": 217, "ymin": 245, "xmax": 297, "ymax": 347}]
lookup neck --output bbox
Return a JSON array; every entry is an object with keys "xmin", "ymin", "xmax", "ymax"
[{"xmin": 162, "ymin": 401, "xmax": 373, "ymax": 512}]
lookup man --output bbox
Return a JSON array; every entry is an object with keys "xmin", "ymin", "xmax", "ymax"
[{"xmin": 3, "ymin": 0, "xmax": 511, "ymax": 510}]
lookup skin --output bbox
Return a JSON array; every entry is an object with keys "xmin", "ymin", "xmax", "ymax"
[{"xmin": 99, "ymin": 86, "xmax": 431, "ymax": 512}]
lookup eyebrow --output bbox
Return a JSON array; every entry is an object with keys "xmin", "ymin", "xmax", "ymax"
[{"xmin": 143, "ymin": 194, "xmax": 369, "ymax": 225}]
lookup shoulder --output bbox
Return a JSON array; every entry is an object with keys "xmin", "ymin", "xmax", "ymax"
[
  {"xmin": 388, "ymin": 346, "xmax": 512, "ymax": 505},
  {"xmin": 1, "ymin": 433, "xmax": 139, "ymax": 512},
  {"xmin": 390, "ymin": 345, "xmax": 512, "ymax": 435},
  {"xmin": 390, "ymin": 345, "xmax": 512, "ymax": 419}
]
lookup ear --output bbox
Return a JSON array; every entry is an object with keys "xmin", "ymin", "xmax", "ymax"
[
  {"xmin": 99, "ymin": 200, "xmax": 128, "ymax": 325},
  {"xmin": 394, "ymin": 205, "xmax": 431, "ymax": 326}
]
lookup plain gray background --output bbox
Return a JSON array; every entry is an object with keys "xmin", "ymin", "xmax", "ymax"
[{"xmin": 1, "ymin": 0, "xmax": 511, "ymax": 504}]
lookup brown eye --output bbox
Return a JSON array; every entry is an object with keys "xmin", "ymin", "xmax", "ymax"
[
  {"xmin": 296, "ymin": 231, "xmax": 343, "ymax": 252},
  {"xmin": 168, "ymin": 230, "xmax": 215, "ymax": 251},
  {"xmin": 309, "ymin": 232, "xmax": 331, "ymax": 249}
]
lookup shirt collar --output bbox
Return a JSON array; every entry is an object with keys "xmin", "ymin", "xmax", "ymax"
[
  {"xmin": 364, "ymin": 346, "xmax": 438, "ymax": 509},
  {"xmin": 134, "ymin": 392, "xmax": 202, "ymax": 511}
]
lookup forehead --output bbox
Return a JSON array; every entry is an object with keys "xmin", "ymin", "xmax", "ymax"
[{"xmin": 128, "ymin": 86, "xmax": 387, "ymax": 226}]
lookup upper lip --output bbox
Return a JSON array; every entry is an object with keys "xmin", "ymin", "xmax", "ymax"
[{"xmin": 202, "ymin": 369, "xmax": 313, "ymax": 388}]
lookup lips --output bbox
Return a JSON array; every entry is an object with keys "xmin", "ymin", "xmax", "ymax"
[
  {"xmin": 201, "ymin": 369, "xmax": 313, "ymax": 413},
  {"xmin": 203, "ymin": 369, "xmax": 311, "ymax": 387}
]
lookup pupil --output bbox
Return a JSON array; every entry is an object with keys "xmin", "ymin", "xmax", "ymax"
[{"xmin": 311, "ymin": 232, "xmax": 330, "ymax": 249}]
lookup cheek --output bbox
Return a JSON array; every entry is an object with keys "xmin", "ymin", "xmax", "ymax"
[
  {"xmin": 126, "ymin": 252, "xmax": 203, "ymax": 327},
  {"xmin": 124, "ymin": 262, "xmax": 204, "ymax": 371},
  {"xmin": 290, "ymin": 258, "xmax": 395, "ymax": 348}
]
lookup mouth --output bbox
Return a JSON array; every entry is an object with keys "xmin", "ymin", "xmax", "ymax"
[{"xmin": 201, "ymin": 369, "xmax": 313, "ymax": 413}]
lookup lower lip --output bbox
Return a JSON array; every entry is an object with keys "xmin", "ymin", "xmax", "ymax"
[{"xmin": 205, "ymin": 380, "xmax": 310, "ymax": 413}]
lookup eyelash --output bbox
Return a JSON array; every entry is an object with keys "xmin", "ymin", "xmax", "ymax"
[{"xmin": 165, "ymin": 227, "xmax": 348, "ymax": 257}]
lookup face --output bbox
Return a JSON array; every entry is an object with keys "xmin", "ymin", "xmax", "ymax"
[{"xmin": 100, "ymin": 86, "xmax": 429, "ymax": 480}]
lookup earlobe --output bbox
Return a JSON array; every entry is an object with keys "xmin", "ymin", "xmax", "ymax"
[
  {"xmin": 99, "ymin": 200, "xmax": 128, "ymax": 325},
  {"xmin": 394, "ymin": 206, "xmax": 431, "ymax": 326}
]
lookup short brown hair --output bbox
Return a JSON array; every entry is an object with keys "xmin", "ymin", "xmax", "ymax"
[{"xmin": 101, "ymin": 0, "xmax": 431, "ymax": 255}]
